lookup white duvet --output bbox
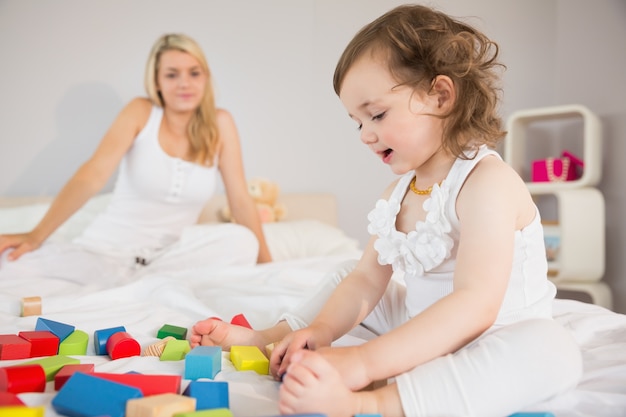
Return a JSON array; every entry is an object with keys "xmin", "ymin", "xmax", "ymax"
[{"xmin": 1, "ymin": 201, "xmax": 625, "ymax": 416}]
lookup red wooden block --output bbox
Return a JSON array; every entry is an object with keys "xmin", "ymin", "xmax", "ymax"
[
  {"xmin": 91, "ymin": 372, "xmax": 181, "ymax": 396},
  {"xmin": 0, "ymin": 364, "xmax": 46, "ymax": 393},
  {"xmin": 54, "ymin": 363, "xmax": 95, "ymax": 391},
  {"xmin": 0, "ymin": 391, "xmax": 25, "ymax": 405},
  {"xmin": 230, "ymin": 313, "xmax": 252, "ymax": 329},
  {"xmin": 0, "ymin": 334, "xmax": 31, "ymax": 360},
  {"xmin": 18, "ymin": 331, "xmax": 60, "ymax": 357},
  {"xmin": 106, "ymin": 331, "xmax": 140, "ymax": 360}
]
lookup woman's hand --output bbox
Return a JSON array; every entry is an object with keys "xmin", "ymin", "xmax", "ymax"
[
  {"xmin": 0, "ymin": 232, "xmax": 43, "ymax": 261},
  {"xmin": 270, "ymin": 324, "xmax": 333, "ymax": 380}
]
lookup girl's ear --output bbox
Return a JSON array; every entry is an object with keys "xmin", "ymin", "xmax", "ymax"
[{"xmin": 431, "ymin": 75, "xmax": 455, "ymax": 111}]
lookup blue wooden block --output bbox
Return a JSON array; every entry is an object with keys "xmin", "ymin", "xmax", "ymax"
[
  {"xmin": 52, "ymin": 372, "xmax": 143, "ymax": 417},
  {"xmin": 35, "ymin": 318, "xmax": 75, "ymax": 342},
  {"xmin": 508, "ymin": 413, "xmax": 555, "ymax": 417},
  {"xmin": 93, "ymin": 326, "xmax": 125, "ymax": 355},
  {"xmin": 185, "ymin": 346, "xmax": 222, "ymax": 380},
  {"xmin": 354, "ymin": 415, "xmax": 382, "ymax": 417},
  {"xmin": 183, "ymin": 380, "xmax": 229, "ymax": 410}
]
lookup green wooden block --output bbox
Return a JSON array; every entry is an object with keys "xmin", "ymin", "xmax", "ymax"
[
  {"xmin": 174, "ymin": 408, "xmax": 233, "ymax": 417},
  {"xmin": 58, "ymin": 330, "xmax": 89, "ymax": 356},
  {"xmin": 23, "ymin": 355, "xmax": 80, "ymax": 381},
  {"xmin": 160, "ymin": 339, "xmax": 191, "ymax": 361},
  {"xmin": 157, "ymin": 324, "xmax": 188, "ymax": 340},
  {"xmin": 230, "ymin": 346, "xmax": 269, "ymax": 375}
]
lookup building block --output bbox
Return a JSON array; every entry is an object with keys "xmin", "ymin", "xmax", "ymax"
[
  {"xmin": 18, "ymin": 330, "xmax": 59, "ymax": 357},
  {"xmin": 0, "ymin": 364, "xmax": 46, "ymax": 393},
  {"xmin": 58, "ymin": 330, "xmax": 89, "ymax": 355},
  {"xmin": 183, "ymin": 380, "xmax": 229, "ymax": 410},
  {"xmin": 230, "ymin": 346, "xmax": 269, "ymax": 375},
  {"xmin": 54, "ymin": 363, "xmax": 95, "ymax": 390},
  {"xmin": 230, "ymin": 313, "xmax": 252, "ymax": 329},
  {"xmin": 184, "ymin": 346, "xmax": 222, "ymax": 380},
  {"xmin": 174, "ymin": 409, "xmax": 233, "ymax": 417},
  {"xmin": 52, "ymin": 372, "xmax": 143, "ymax": 417},
  {"xmin": 264, "ymin": 342, "xmax": 275, "ymax": 359},
  {"xmin": 142, "ymin": 336, "xmax": 175, "ymax": 357},
  {"xmin": 126, "ymin": 393, "xmax": 195, "ymax": 417},
  {"xmin": 20, "ymin": 296, "xmax": 42, "ymax": 317},
  {"xmin": 94, "ymin": 326, "xmax": 126, "ymax": 355},
  {"xmin": 0, "ymin": 334, "xmax": 31, "ymax": 359},
  {"xmin": 91, "ymin": 372, "xmax": 181, "ymax": 396},
  {"xmin": 160, "ymin": 339, "xmax": 191, "ymax": 361},
  {"xmin": 23, "ymin": 355, "xmax": 80, "ymax": 381},
  {"xmin": 35, "ymin": 317, "xmax": 75, "ymax": 342},
  {"xmin": 106, "ymin": 331, "xmax": 141, "ymax": 360},
  {"xmin": 0, "ymin": 406, "xmax": 45, "ymax": 417},
  {"xmin": 157, "ymin": 324, "xmax": 188, "ymax": 340},
  {"xmin": 0, "ymin": 391, "xmax": 25, "ymax": 405}
]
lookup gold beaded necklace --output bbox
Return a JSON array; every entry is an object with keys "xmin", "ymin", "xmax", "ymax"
[{"xmin": 409, "ymin": 176, "xmax": 442, "ymax": 196}]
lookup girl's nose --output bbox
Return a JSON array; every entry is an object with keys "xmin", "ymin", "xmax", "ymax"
[{"xmin": 360, "ymin": 125, "xmax": 376, "ymax": 144}]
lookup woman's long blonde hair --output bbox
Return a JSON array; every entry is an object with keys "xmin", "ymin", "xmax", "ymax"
[{"xmin": 145, "ymin": 33, "xmax": 219, "ymax": 165}]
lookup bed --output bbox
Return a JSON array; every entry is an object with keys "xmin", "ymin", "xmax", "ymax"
[{"xmin": 0, "ymin": 193, "xmax": 625, "ymax": 417}]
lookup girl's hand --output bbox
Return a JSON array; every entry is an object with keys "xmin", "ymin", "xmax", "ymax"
[
  {"xmin": 0, "ymin": 233, "xmax": 42, "ymax": 261},
  {"xmin": 270, "ymin": 324, "xmax": 333, "ymax": 380}
]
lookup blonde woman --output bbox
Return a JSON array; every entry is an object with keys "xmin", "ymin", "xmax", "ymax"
[{"xmin": 0, "ymin": 33, "xmax": 271, "ymax": 284}]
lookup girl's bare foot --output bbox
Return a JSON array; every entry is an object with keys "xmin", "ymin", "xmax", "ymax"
[
  {"xmin": 279, "ymin": 349, "xmax": 361, "ymax": 417},
  {"xmin": 190, "ymin": 318, "xmax": 291, "ymax": 354}
]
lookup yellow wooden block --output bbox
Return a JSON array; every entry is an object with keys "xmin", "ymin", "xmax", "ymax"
[
  {"xmin": 230, "ymin": 345, "xmax": 269, "ymax": 375},
  {"xmin": 126, "ymin": 393, "xmax": 196, "ymax": 417},
  {"xmin": 0, "ymin": 406, "xmax": 45, "ymax": 417}
]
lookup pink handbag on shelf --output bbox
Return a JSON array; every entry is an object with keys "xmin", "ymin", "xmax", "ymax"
[{"xmin": 531, "ymin": 150, "xmax": 584, "ymax": 182}]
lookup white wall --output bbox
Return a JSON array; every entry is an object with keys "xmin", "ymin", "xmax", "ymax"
[{"xmin": 1, "ymin": 0, "xmax": 624, "ymax": 312}]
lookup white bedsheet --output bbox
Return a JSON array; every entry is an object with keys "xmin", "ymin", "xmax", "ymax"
[{"xmin": 1, "ymin": 255, "xmax": 626, "ymax": 417}]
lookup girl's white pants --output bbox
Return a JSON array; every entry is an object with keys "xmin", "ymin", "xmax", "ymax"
[{"xmin": 281, "ymin": 260, "xmax": 583, "ymax": 417}]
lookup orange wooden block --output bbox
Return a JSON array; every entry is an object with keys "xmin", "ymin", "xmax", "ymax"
[
  {"xmin": 18, "ymin": 331, "xmax": 59, "ymax": 357},
  {"xmin": 106, "ymin": 331, "xmax": 141, "ymax": 360},
  {"xmin": 20, "ymin": 296, "xmax": 42, "ymax": 317},
  {"xmin": 0, "ymin": 364, "xmax": 46, "ymax": 393},
  {"xmin": 126, "ymin": 393, "xmax": 195, "ymax": 417}
]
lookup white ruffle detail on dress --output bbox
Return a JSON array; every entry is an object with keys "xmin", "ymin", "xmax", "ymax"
[{"xmin": 367, "ymin": 179, "xmax": 453, "ymax": 276}]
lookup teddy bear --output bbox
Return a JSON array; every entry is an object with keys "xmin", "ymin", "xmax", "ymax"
[{"xmin": 220, "ymin": 177, "xmax": 287, "ymax": 223}]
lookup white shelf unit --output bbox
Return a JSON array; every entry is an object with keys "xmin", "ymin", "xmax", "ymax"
[
  {"xmin": 504, "ymin": 105, "xmax": 611, "ymax": 309},
  {"xmin": 504, "ymin": 104, "xmax": 602, "ymax": 193}
]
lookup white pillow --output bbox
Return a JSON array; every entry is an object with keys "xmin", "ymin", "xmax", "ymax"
[{"xmin": 263, "ymin": 220, "xmax": 362, "ymax": 261}]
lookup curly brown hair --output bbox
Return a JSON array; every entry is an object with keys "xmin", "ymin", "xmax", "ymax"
[{"xmin": 333, "ymin": 4, "xmax": 506, "ymax": 158}]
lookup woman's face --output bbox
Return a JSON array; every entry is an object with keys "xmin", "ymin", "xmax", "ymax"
[{"xmin": 156, "ymin": 49, "xmax": 207, "ymax": 113}]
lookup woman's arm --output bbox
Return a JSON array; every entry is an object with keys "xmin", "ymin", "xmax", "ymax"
[
  {"xmin": 0, "ymin": 98, "xmax": 150, "ymax": 259},
  {"xmin": 216, "ymin": 109, "xmax": 272, "ymax": 263}
]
